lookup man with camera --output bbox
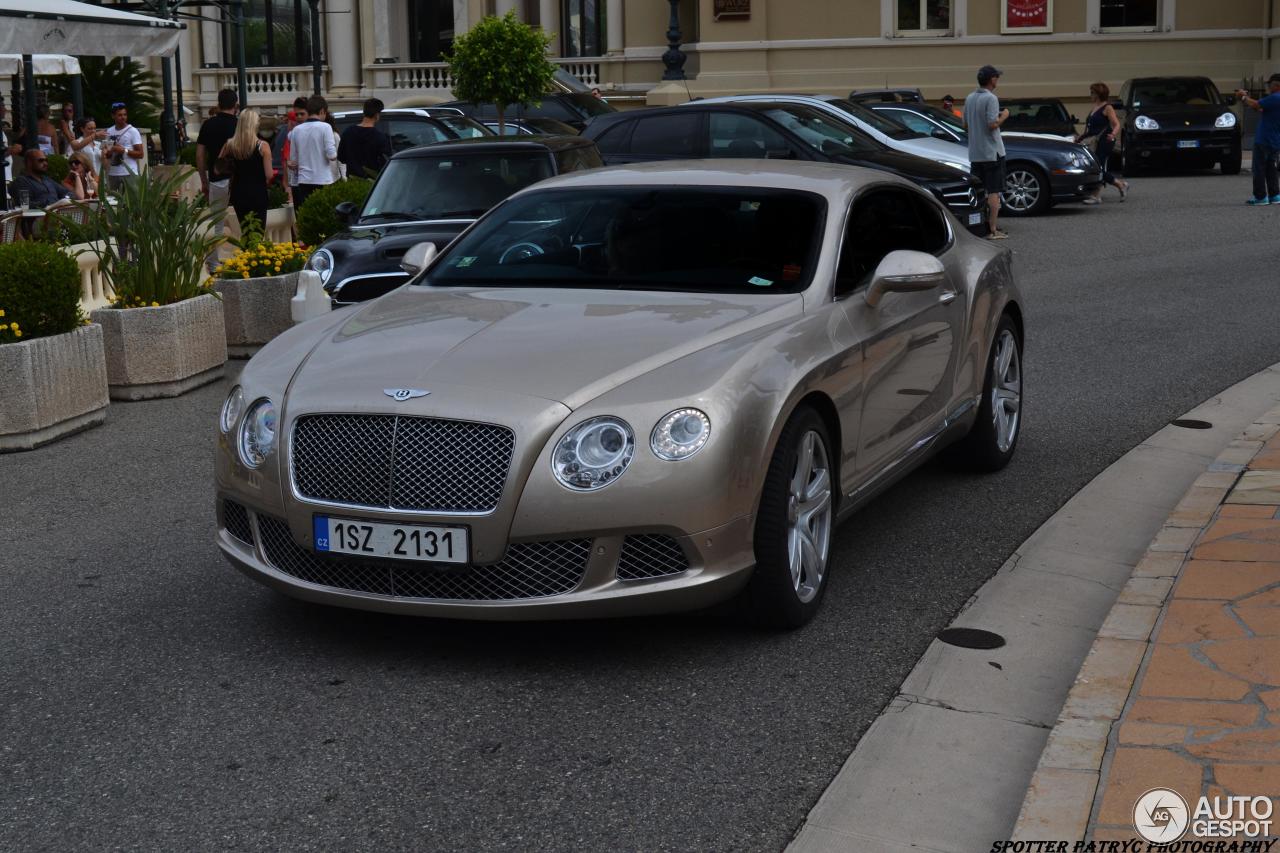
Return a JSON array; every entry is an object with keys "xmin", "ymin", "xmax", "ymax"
[{"xmin": 1237, "ymin": 73, "xmax": 1280, "ymax": 206}]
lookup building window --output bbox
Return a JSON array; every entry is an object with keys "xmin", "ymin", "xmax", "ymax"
[
  {"xmin": 896, "ymin": 0, "xmax": 951, "ymax": 34},
  {"xmin": 562, "ymin": 0, "xmax": 605, "ymax": 57},
  {"xmin": 1099, "ymin": 0, "xmax": 1157, "ymax": 30},
  {"xmin": 408, "ymin": 0, "xmax": 454, "ymax": 62},
  {"xmin": 223, "ymin": 0, "xmax": 314, "ymax": 67}
]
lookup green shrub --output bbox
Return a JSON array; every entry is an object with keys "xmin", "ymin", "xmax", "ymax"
[
  {"xmin": 296, "ymin": 178, "xmax": 371, "ymax": 247},
  {"xmin": 46, "ymin": 153, "xmax": 70, "ymax": 183},
  {"xmin": 178, "ymin": 142, "xmax": 197, "ymax": 167},
  {"xmin": 267, "ymin": 181, "xmax": 288, "ymax": 210},
  {"xmin": 0, "ymin": 241, "xmax": 83, "ymax": 343}
]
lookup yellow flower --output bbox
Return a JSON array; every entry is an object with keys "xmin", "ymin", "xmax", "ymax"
[
  {"xmin": 0, "ymin": 308, "xmax": 5, "ymax": 317},
  {"xmin": 0, "ymin": 323, "xmax": 7, "ymax": 331},
  {"xmin": 151, "ymin": 301, "xmax": 160, "ymax": 307},
  {"xmin": 13, "ymin": 329, "xmax": 21, "ymax": 338}
]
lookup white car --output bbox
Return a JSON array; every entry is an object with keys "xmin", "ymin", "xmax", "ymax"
[{"xmin": 692, "ymin": 93, "xmax": 972, "ymax": 173}]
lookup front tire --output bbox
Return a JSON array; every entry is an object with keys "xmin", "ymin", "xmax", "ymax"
[
  {"xmin": 952, "ymin": 315, "xmax": 1022, "ymax": 472},
  {"xmin": 739, "ymin": 407, "xmax": 835, "ymax": 628},
  {"xmin": 1220, "ymin": 149, "xmax": 1242, "ymax": 175},
  {"xmin": 1001, "ymin": 163, "xmax": 1051, "ymax": 216}
]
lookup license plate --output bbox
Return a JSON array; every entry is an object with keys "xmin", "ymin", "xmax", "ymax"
[
  {"xmin": 314, "ymin": 516, "xmax": 468, "ymax": 563},
  {"xmin": 1177, "ymin": 140, "xmax": 1200, "ymax": 149},
  {"xmin": 968, "ymin": 212, "xmax": 983, "ymax": 226}
]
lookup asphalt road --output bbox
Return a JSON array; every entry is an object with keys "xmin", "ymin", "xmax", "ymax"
[{"xmin": 4, "ymin": 172, "xmax": 1280, "ymax": 852}]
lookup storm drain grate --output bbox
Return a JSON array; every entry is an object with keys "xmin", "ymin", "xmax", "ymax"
[
  {"xmin": 1170, "ymin": 419, "xmax": 1213, "ymax": 430},
  {"xmin": 937, "ymin": 628, "xmax": 1006, "ymax": 649}
]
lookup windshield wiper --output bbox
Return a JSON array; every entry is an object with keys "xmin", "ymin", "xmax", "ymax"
[
  {"xmin": 359, "ymin": 211, "xmax": 420, "ymax": 223},
  {"xmin": 435, "ymin": 209, "xmax": 488, "ymax": 218}
]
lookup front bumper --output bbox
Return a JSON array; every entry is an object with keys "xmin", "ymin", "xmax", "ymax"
[
  {"xmin": 1127, "ymin": 130, "xmax": 1239, "ymax": 165},
  {"xmin": 1049, "ymin": 168, "xmax": 1104, "ymax": 203},
  {"xmin": 216, "ymin": 496, "xmax": 757, "ymax": 620}
]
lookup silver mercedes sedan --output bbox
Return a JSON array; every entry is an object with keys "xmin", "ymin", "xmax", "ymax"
[{"xmin": 215, "ymin": 160, "xmax": 1023, "ymax": 627}]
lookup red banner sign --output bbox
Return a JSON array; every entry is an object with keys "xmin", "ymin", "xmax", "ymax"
[{"xmin": 1005, "ymin": 0, "xmax": 1049, "ymax": 30}]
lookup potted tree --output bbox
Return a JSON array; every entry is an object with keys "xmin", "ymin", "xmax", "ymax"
[
  {"xmin": 0, "ymin": 241, "xmax": 110, "ymax": 451},
  {"xmin": 80, "ymin": 169, "xmax": 228, "ymax": 400},
  {"xmin": 446, "ymin": 11, "xmax": 557, "ymax": 135},
  {"xmin": 210, "ymin": 213, "xmax": 310, "ymax": 357}
]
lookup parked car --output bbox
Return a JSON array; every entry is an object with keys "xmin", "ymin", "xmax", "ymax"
[
  {"xmin": 581, "ymin": 102, "xmax": 989, "ymax": 233},
  {"xmin": 999, "ymin": 98, "xmax": 1078, "ymax": 138},
  {"xmin": 869, "ymin": 102, "xmax": 1103, "ymax": 216},
  {"xmin": 694, "ymin": 94, "xmax": 972, "ymax": 172},
  {"xmin": 306, "ymin": 136, "xmax": 603, "ymax": 305},
  {"xmin": 481, "ymin": 117, "xmax": 580, "ymax": 137},
  {"xmin": 848, "ymin": 88, "xmax": 925, "ymax": 104},
  {"xmin": 216, "ymin": 160, "xmax": 1024, "ymax": 627},
  {"xmin": 1115, "ymin": 76, "xmax": 1242, "ymax": 174},
  {"xmin": 438, "ymin": 91, "xmax": 616, "ymax": 132},
  {"xmin": 331, "ymin": 107, "xmax": 493, "ymax": 155}
]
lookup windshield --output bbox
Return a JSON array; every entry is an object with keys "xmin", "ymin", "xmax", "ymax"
[
  {"xmin": 1132, "ymin": 80, "xmax": 1221, "ymax": 106},
  {"xmin": 425, "ymin": 187, "xmax": 826, "ymax": 294},
  {"xmin": 438, "ymin": 116, "xmax": 492, "ymax": 138},
  {"xmin": 564, "ymin": 92, "xmax": 616, "ymax": 118},
  {"xmin": 908, "ymin": 104, "xmax": 967, "ymax": 137},
  {"xmin": 358, "ymin": 152, "xmax": 554, "ymax": 223},
  {"xmin": 828, "ymin": 98, "xmax": 924, "ymax": 140},
  {"xmin": 759, "ymin": 105, "xmax": 881, "ymax": 157},
  {"xmin": 1004, "ymin": 101, "xmax": 1069, "ymax": 126}
]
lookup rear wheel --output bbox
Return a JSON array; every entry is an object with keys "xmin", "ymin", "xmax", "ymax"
[
  {"xmin": 1122, "ymin": 139, "xmax": 1143, "ymax": 176},
  {"xmin": 1220, "ymin": 149, "xmax": 1242, "ymax": 175},
  {"xmin": 951, "ymin": 315, "xmax": 1022, "ymax": 472},
  {"xmin": 739, "ymin": 407, "xmax": 835, "ymax": 628},
  {"xmin": 1001, "ymin": 163, "xmax": 1051, "ymax": 216}
]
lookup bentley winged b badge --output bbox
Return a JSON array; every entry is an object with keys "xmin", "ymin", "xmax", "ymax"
[{"xmin": 383, "ymin": 388, "xmax": 430, "ymax": 401}]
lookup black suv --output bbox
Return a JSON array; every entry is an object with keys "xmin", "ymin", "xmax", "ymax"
[
  {"xmin": 437, "ymin": 92, "xmax": 616, "ymax": 132},
  {"xmin": 307, "ymin": 136, "xmax": 604, "ymax": 306},
  {"xmin": 331, "ymin": 107, "xmax": 492, "ymax": 156},
  {"xmin": 580, "ymin": 102, "xmax": 988, "ymax": 233},
  {"xmin": 1116, "ymin": 77, "xmax": 1242, "ymax": 174}
]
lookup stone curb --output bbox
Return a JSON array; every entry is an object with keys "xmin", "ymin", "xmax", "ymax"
[{"xmin": 1009, "ymin": 405, "xmax": 1280, "ymax": 841}]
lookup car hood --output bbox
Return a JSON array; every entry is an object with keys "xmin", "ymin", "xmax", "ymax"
[
  {"xmin": 887, "ymin": 136, "xmax": 971, "ymax": 168},
  {"xmin": 1002, "ymin": 135, "xmax": 1087, "ymax": 157},
  {"xmin": 1130, "ymin": 103, "xmax": 1233, "ymax": 123},
  {"xmin": 320, "ymin": 221, "xmax": 472, "ymax": 281},
  {"xmin": 836, "ymin": 148, "xmax": 971, "ymax": 182},
  {"xmin": 288, "ymin": 285, "xmax": 803, "ymax": 411}
]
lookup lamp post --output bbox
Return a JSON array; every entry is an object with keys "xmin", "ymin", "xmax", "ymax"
[
  {"xmin": 661, "ymin": 0, "xmax": 686, "ymax": 81},
  {"xmin": 307, "ymin": 0, "xmax": 323, "ymax": 96},
  {"xmin": 230, "ymin": 0, "xmax": 249, "ymax": 107},
  {"xmin": 157, "ymin": 0, "xmax": 178, "ymax": 164}
]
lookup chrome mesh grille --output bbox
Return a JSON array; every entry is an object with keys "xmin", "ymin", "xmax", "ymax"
[
  {"xmin": 223, "ymin": 499, "xmax": 254, "ymax": 545},
  {"xmin": 617, "ymin": 534, "xmax": 690, "ymax": 581},
  {"xmin": 256, "ymin": 514, "xmax": 589, "ymax": 601},
  {"xmin": 291, "ymin": 414, "xmax": 514, "ymax": 513}
]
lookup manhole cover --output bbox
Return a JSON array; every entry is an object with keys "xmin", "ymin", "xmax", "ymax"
[
  {"xmin": 1171, "ymin": 419, "xmax": 1213, "ymax": 430},
  {"xmin": 937, "ymin": 628, "xmax": 1006, "ymax": 649}
]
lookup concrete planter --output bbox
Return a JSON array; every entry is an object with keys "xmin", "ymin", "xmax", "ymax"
[
  {"xmin": 0, "ymin": 324, "xmax": 110, "ymax": 452},
  {"xmin": 90, "ymin": 293, "xmax": 226, "ymax": 401},
  {"xmin": 213, "ymin": 271, "xmax": 299, "ymax": 358}
]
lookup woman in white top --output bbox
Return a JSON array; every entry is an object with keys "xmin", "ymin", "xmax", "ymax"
[{"xmin": 70, "ymin": 117, "xmax": 108, "ymax": 176}]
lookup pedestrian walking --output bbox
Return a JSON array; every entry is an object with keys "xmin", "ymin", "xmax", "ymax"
[
  {"xmin": 218, "ymin": 108, "xmax": 273, "ymax": 235},
  {"xmin": 337, "ymin": 98, "xmax": 392, "ymax": 180},
  {"xmin": 1237, "ymin": 74, "xmax": 1280, "ymax": 206},
  {"xmin": 196, "ymin": 89, "xmax": 239, "ymax": 207},
  {"xmin": 941, "ymin": 94, "xmax": 962, "ymax": 118},
  {"xmin": 103, "ymin": 102, "xmax": 144, "ymax": 191},
  {"xmin": 281, "ymin": 97, "xmax": 308, "ymax": 204},
  {"xmin": 288, "ymin": 95, "xmax": 337, "ymax": 211},
  {"xmin": 964, "ymin": 64, "xmax": 1010, "ymax": 240},
  {"xmin": 1076, "ymin": 82, "xmax": 1129, "ymax": 204}
]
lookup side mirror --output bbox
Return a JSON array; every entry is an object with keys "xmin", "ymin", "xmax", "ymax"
[
  {"xmin": 334, "ymin": 200, "xmax": 357, "ymax": 224},
  {"xmin": 401, "ymin": 241, "xmax": 438, "ymax": 275},
  {"xmin": 1070, "ymin": 114, "xmax": 1080, "ymax": 123},
  {"xmin": 931, "ymin": 128, "xmax": 952, "ymax": 140},
  {"xmin": 864, "ymin": 250, "xmax": 946, "ymax": 308},
  {"xmin": 765, "ymin": 148, "xmax": 798, "ymax": 160},
  {"xmin": 1223, "ymin": 94, "xmax": 1237, "ymax": 106},
  {"xmin": 1111, "ymin": 100, "xmax": 1125, "ymax": 112}
]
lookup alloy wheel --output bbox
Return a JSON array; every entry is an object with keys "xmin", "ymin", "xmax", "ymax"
[
  {"xmin": 1003, "ymin": 169, "xmax": 1041, "ymax": 212},
  {"xmin": 991, "ymin": 329, "xmax": 1022, "ymax": 453},
  {"xmin": 787, "ymin": 430, "xmax": 833, "ymax": 603}
]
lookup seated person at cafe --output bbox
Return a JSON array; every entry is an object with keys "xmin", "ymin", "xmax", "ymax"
[{"xmin": 10, "ymin": 149, "xmax": 84, "ymax": 207}]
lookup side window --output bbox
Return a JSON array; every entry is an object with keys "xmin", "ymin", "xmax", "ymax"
[
  {"xmin": 628, "ymin": 114, "xmax": 702, "ymax": 158},
  {"xmin": 708, "ymin": 113, "xmax": 791, "ymax": 158},
  {"xmin": 592, "ymin": 121, "xmax": 633, "ymax": 155},
  {"xmin": 835, "ymin": 189, "xmax": 941, "ymax": 296},
  {"xmin": 554, "ymin": 147, "xmax": 603, "ymax": 173},
  {"xmin": 887, "ymin": 110, "xmax": 936, "ymax": 136},
  {"xmin": 386, "ymin": 119, "xmax": 450, "ymax": 151}
]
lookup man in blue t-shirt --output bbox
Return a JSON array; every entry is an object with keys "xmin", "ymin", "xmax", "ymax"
[{"xmin": 1237, "ymin": 73, "xmax": 1280, "ymax": 205}]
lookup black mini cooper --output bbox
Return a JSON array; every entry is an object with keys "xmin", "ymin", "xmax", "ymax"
[
  {"xmin": 307, "ymin": 136, "xmax": 603, "ymax": 306},
  {"xmin": 1116, "ymin": 76, "xmax": 1242, "ymax": 175}
]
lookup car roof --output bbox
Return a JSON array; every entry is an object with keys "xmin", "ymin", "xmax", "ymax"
[
  {"xmin": 390, "ymin": 135, "xmax": 589, "ymax": 158},
  {"xmin": 332, "ymin": 108, "xmax": 457, "ymax": 119},
  {"xmin": 1128, "ymin": 76, "xmax": 1215, "ymax": 84},
  {"xmin": 520, "ymin": 159, "xmax": 912, "ymax": 201},
  {"xmin": 1000, "ymin": 98, "xmax": 1065, "ymax": 104}
]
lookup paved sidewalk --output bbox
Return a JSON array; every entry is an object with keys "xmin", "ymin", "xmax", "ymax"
[{"xmin": 1016, "ymin": 409, "xmax": 1280, "ymax": 845}]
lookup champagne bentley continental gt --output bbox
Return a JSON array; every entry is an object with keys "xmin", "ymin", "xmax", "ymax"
[{"xmin": 215, "ymin": 160, "xmax": 1024, "ymax": 628}]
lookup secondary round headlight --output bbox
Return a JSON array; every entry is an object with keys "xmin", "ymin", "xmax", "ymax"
[
  {"xmin": 220, "ymin": 385, "xmax": 244, "ymax": 434},
  {"xmin": 552, "ymin": 416, "xmax": 635, "ymax": 491},
  {"xmin": 1215, "ymin": 112, "xmax": 1237, "ymax": 128},
  {"xmin": 238, "ymin": 398, "xmax": 278, "ymax": 469},
  {"xmin": 651, "ymin": 408, "xmax": 711, "ymax": 461},
  {"xmin": 307, "ymin": 248, "xmax": 334, "ymax": 284},
  {"xmin": 1134, "ymin": 115, "xmax": 1159, "ymax": 130}
]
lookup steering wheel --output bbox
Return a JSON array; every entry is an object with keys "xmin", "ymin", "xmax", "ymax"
[{"xmin": 498, "ymin": 242, "xmax": 546, "ymax": 264}]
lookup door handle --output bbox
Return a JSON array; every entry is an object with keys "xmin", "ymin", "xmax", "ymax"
[{"xmin": 938, "ymin": 291, "xmax": 957, "ymax": 304}]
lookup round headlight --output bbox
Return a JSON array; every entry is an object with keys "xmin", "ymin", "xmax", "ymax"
[
  {"xmin": 1215, "ymin": 112, "xmax": 1237, "ymax": 129},
  {"xmin": 552, "ymin": 417, "xmax": 635, "ymax": 491},
  {"xmin": 1134, "ymin": 115, "xmax": 1159, "ymax": 130},
  {"xmin": 651, "ymin": 408, "xmax": 711, "ymax": 461},
  {"xmin": 238, "ymin": 398, "xmax": 278, "ymax": 469},
  {"xmin": 220, "ymin": 385, "xmax": 244, "ymax": 434},
  {"xmin": 307, "ymin": 248, "xmax": 334, "ymax": 284}
]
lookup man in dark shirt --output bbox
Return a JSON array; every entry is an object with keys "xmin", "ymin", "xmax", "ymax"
[
  {"xmin": 338, "ymin": 98, "xmax": 392, "ymax": 179},
  {"xmin": 10, "ymin": 149, "xmax": 79, "ymax": 208},
  {"xmin": 195, "ymin": 88, "xmax": 239, "ymax": 199}
]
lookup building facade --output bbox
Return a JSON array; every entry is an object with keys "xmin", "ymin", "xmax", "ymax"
[{"xmin": 175, "ymin": 0, "xmax": 1280, "ymax": 119}]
